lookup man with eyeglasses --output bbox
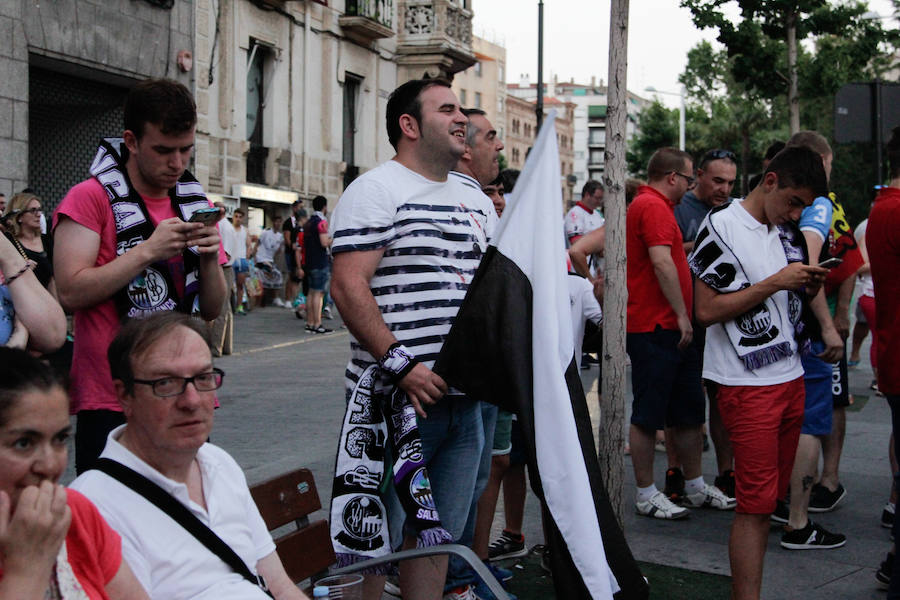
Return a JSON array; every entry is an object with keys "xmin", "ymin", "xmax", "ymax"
[
  {"xmin": 625, "ymin": 147, "xmax": 734, "ymax": 520},
  {"xmin": 72, "ymin": 312, "xmax": 309, "ymax": 600}
]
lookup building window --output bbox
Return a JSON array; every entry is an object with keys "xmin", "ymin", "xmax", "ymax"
[
  {"xmin": 246, "ymin": 39, "xmax": 272, "ymax": 185},
  {"xmin": 460, "ymin": 89, "xmax": 467, "ymax": 105},
  {"xmin": 497, "ymin": 97, "xmax": 503, "ymax": 113},
  {"xmin": 475, "ymin": 91, "xmax": 482, "ymax": 109},
  {"xmin": 474, "ymin": 61, "xmax": 482, "ymax": 77},
  {"xmin": 343, "ymin": 74, "xmax": 362, "ymax": 189}
]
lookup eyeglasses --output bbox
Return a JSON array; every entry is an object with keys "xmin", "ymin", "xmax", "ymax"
[
  {"xmin": 669, "ymin": 171, "xmax": 697, "ymax": 189},
  {"xmin": 21, "ymin": 207, "xmax": 42, "ymax": 215},
  {"xmin": 699, "ymin": 149, "xmax": 736, "ymax": 169},
  {"xmin": 131, "ymin": 368, "xmax": 225, "ymax": 397}
]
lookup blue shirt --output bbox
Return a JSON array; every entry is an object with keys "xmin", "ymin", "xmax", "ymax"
[{"xmin": 798, "ymin": 196, "xmax": 832, "ymax": 243}]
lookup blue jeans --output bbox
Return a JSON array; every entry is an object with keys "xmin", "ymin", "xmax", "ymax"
[
  {"xmin": 386, "ymin": 395, "xmax": 484, "ymax": 547},
  {"xmin": 446, "ymin": 402, "xmax": 498, "ymax": 590}
]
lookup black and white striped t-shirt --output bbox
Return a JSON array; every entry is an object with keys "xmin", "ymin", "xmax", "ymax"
[{"xmin": 330, "ymin": 160, "xmax": 497, "ymax": 390}]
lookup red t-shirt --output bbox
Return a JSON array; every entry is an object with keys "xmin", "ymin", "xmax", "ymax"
[
  {"xmin": 53, "ymin": 178, "xmax": 226, "ymax": 413},
  {"xmin": 868, "ymin": 186, "xmax": 900, "ymax": 395},
  {"xmin": 0, "ymin": 489, "xmax": 122, "ymax": 598},
  {"xmin": 626, "ymin": 185, "xmax": 692, "ymax": 333}
]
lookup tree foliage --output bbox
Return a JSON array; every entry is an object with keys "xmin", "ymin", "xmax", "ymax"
[{"xmin": 626, "ymin": 100, "xmax": 679, "ymax": 177}]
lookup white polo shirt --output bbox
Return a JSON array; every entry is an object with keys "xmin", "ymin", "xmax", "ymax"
[{"xmin": 70, "ymin": 426, "xmax": 276, "ymax": 600}]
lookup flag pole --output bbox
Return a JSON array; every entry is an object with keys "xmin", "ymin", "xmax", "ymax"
[{"xmin": 600, "ymin": 0, "xmax": 630, "ymax": 527}]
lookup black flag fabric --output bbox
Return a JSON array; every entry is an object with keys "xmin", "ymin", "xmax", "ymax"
[{"xmin": 434, "ymin": 111, "xmax": 648, "ymax": 600}]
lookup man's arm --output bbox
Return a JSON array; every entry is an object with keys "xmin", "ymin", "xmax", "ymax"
[
  {"xmin": 256, "ymin": 551, "xmax": 310, "ymax": 600},
  {"xmin": 331, "ymin": 250, "xmax": 447, "ymax": 417},
  {"xmin": 567, "ymin": 226, "xmax": 604, "ymax": 282},
  {"xmin": 54, "ymin": 216, "xmax": 213, "ymax": 312},
  {"xmin": 647, "ymin": 245, "xmax": 692, "ymax": 349},
  {"xmin": 694, "ymin": 262, "xmax": 828, "ymax": 327},
  {"xmin": 832, "ymin": 273, "xmax": 854, "ymax": 340}
]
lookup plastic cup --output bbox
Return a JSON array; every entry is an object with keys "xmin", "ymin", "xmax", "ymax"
[{"xmin": 313, "ymin": 574, "xmax": 364, "ymax": 599}]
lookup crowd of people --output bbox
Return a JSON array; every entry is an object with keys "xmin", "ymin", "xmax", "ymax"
[{"xmin": 1, "ymin": 73, "xmax": 899, "ymax": 600}]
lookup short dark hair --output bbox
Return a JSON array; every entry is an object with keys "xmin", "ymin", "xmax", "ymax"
[
  {"xmin": 698, "ymin": 149, "xmax": 737, "ymax": 170},
  {"xmin": 581, "ymin": 180, "xmax": 604, "ymax": 198},
  {"xmin": 385, "ymin": 78, "xmax": 452, "ymax": 150},
  {"xmin": 312, "ymin": 195, "xmax": 327, "ymax": 211},
  {"xmin": 108, "ymin": 313, "xmax": 211, "ymax": 394},
  {"xmin": 233, "ymin": 208, "xmax": 245, "ymax": 216},
  {"xmin": 0, "ymin": 347, "xmax": 63, "ymax": 427},
  {"xmin": 647, "ymin": 147, "xmax": 693, "ymax": 182},
  {"xmin": 124, "ymin": 79, "xmax": 197, "ymax": 140},
  {"xmin": 763, "ymin": 146, "xmax": 829, "ymax": 198},
  {"xmin": 887, "ymin": 126, "xmax": 900, "ymax": 179},
  {"xmin": 764, "ymin": 141, "xmax": 786, "ymax": 161},
  {"xmin": 786, "ymin": 131, "xmax": 832, "ymax": 158},
  {"xmin": 499, "ymin": 168, "xmax": 520, "ymax": 194}
]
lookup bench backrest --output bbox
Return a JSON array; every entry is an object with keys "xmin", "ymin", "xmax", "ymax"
[{"xmin": 250, "ymin": 468, "xmax": 336, "ymax": 584}]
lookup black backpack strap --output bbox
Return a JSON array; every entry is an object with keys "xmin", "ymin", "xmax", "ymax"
[{"xmin": 93, "ymin": 458, "xmax": 273, "ymax": 597}]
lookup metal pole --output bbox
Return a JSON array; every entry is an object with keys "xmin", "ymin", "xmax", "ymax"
[
  {"xmin": 679, "ymin": 87, "xmax": 686, "ymax": 151},
  {"xmin": 536, "ymin": 0, "xmax": 544, "ymax": 132}
]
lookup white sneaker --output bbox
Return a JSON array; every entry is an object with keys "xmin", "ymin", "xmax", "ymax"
[
  {"xmin": 635, "ymin": 490, "xmax": 689, "ymax": 519},
  {"xmin": 443, "ymin": 585, "xmax": 476, "ymax": 600},
  {"xmin": 323, "ymin": 306, "xmax": 334, "ymax": 319},
  {"xmin": 272, "ymin": 297, "xmax": 286, "ymax": 307},
  {"xmin": 682, "ymin": 483, "xmax": 736, "ymax": 510},
  {"xmin": 383, "ymin": 575, "xmax": 401, "ymax": 598}
]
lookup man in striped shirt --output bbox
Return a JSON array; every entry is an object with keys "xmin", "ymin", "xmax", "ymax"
[{"xmin": 330, "ymin": 79, "xmax": 497, "ymax": 600}]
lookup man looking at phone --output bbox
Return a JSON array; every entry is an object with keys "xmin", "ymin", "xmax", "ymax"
[{"xmin": 53, "ymin": 78, "xmax": 227, "ymax": 474}]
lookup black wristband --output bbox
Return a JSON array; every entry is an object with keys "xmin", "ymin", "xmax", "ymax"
[{"xmin": 379, "ymin": 342, "xmax": 419, "ymax": 382}]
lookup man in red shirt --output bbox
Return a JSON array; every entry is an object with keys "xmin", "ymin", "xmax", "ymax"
[
  {"xmin": 626, "ymin": 147, "xmax": 734, "ymax": 520},
  {"xmin": 869, "ymin": 126, "xmax": 900, "ymax": 594}
]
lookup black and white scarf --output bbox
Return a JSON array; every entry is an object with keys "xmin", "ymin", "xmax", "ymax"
[
  {"xmin": 689, "ymin": 203, "xmax": 812, "ymax": 370},
  {"xmin": 89, "ymin": 138, "xmax": 210, "ymax": 319},
  {"xmin": 330, "ymin": 365, "xmax": 452, "ymax": 573}
]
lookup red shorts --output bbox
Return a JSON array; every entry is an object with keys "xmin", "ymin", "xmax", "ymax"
[{"xmin": 717, "ymin": 377, "xmax": 805, "ymax": 514}]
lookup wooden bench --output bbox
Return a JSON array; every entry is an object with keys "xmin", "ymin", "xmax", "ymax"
[{"xmin": 250, "ymin": 467, "xmax": 510, "ymax": 599}]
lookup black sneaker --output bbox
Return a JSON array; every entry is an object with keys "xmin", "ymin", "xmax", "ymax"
[
  {"xmin": 487, "ymin": 530, "xmax": 527, "ymax": 561},
  {"xmin": 770, "ymin": 499, "xmax": 789, "ymax": 524},
  {"xmin": 883, "ymin": 502, "xmax": 896, "ymax": 529},
  {"xmin": 877, "ymin": 552, "xmax": 894, "ymax": 589},
  {"xmin": 809, "ymin": 483, "xmax": 846, "ymax": 513},
  {"xmin": 780, "ymin": 520, "xmax": 846, "ymax": 550},
  {"xmin": 714, "ymin": 469, "xmax": 736, "ymax": 499},
  {"xmin": 663, "ymin": 467, "xmax": 685, "ymax": 504}
]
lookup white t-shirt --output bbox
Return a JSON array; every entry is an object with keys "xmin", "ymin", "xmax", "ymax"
[
  {"xmin": 218, "ymin": 217, "xmax": 236, "ymax": 266},
  {"xmin": 330, "ymin": 159, "xmax": 497, "ymax": 383},
  {"xmin": 255, "ymin": 228, "xmax": 283, "ymax": 264},
  {"xmin": 232, "ymin": 223, "xmax": 248, "ymax": 260},
  {"xmin": 569, "ymin": 274, "xmax": 602, "ymax": 369},
  {"xmin": 855, "ymin": 218, "xmax": 874, "ymax": 298},
  {"xmin": 565, "ymin": 202, "xmax": 605, "ymax": 243},
  {"xmin": 701, "ymin": 200, "xmax": 804, "ymax": 386},
  {"xmin": 71, "ymin": 427, "xmax": 276, "ymax": 600}
]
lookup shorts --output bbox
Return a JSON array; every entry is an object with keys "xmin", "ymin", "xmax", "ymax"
[
  {"xmin": 627, "ymin": 327, "xmax": 705, "ymax": 430},
  {"xmin": 308, "ymin": 266, "xmax": 330, "ymax": 292},
  {"xmin": 717, "ymin": 377, "xmax": 804, "ymax": 514},
  {"xmin": 492, "ymin": 410, "xmax": 514, "ymax": 456},
  {"xmin": 285, "ymin": 253, "xmax": 302, "ymax": 283},
  {"xmin": 233, "ymin": 258, "xmax": 250, "ymax": 274},
  {"xmin": 800, "ymin": 342, "xmax": 833, "ymax": 436},
  {"xmin": 832, "ymin": 351, "xmax": 850, "ymax": 408}
]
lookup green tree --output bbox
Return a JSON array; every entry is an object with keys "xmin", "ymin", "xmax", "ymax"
[{"xmin": 626, "ymin": 100, "xmax": 678, "ymax": 177}]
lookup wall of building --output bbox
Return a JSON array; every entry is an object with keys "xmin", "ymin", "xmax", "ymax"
[{"xmin": 452, "ymin": 35, "xmax": 506, "ymax": 135}]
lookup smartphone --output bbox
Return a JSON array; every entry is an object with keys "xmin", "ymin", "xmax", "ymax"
[
  {"xmin": 817, "ymin": 257, "xmax": 843, "ymax": 269},
  {"xmin": 188, "ymin": 207, "xmax": 221, "ymax": 225}
]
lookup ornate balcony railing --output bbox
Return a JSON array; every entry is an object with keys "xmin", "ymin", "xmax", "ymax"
[{"xmin": 345, "ymin": 0, "xmax": 393, "ymax": 29}]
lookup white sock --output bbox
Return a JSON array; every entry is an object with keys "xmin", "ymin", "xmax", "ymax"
[
  {"xmin": 636, "ymin": 484, "xmax": 658, "ymax": 503},
  {"xmin": 685, "ymin": 476, "xmax": 705, "ymax": 495}
]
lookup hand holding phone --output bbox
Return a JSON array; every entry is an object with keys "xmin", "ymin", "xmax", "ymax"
[
  {"xmin": 188, "ymin": 207, "xmax": 221, "ymax": 225},
  {"xmin": 817, "ymin": 257, "xmax": 843, "ymax": 269}
]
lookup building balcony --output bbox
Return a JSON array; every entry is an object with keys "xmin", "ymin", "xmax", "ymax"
[
  {"xmin": 340, "ymin": 0, "xmax": 395, "ymax": 46},
  {"xmin": 395, "ymin": 0, "xmax": 476, "ymax": 79}
]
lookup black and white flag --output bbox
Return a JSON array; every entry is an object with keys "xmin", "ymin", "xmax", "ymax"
[{"xmin": 434, "ymin": 111, "xmax": 648, "ymax": 599}]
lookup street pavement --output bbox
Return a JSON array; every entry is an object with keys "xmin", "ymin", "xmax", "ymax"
[{"xmin": 66, "ymin": 304, "xmax": 895, "ymax": 598}]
